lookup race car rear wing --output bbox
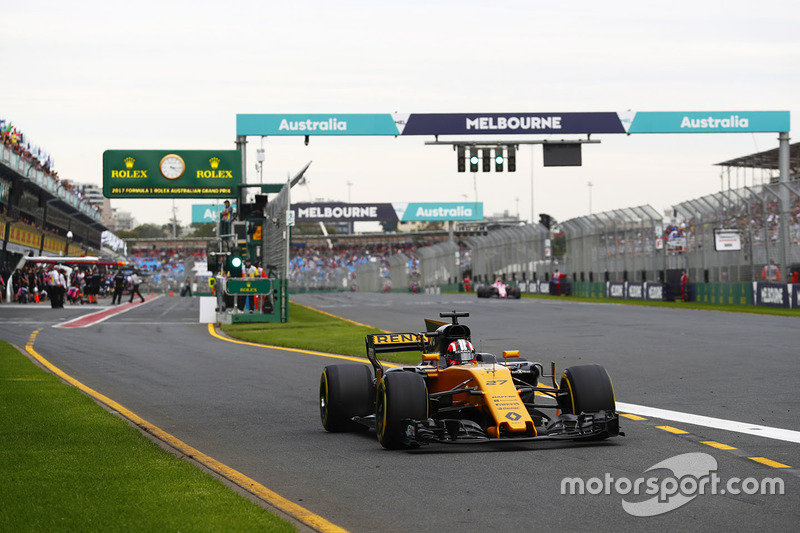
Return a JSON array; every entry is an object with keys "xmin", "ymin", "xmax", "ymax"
[
  {"xmin": 364, "ymin": 312, "xmax": 472, "ymax": 381},
  {"xmin": 365, "ymin": 333, "xmax": 428, "ymax": 382}
]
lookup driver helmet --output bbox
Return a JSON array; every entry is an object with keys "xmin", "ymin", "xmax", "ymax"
[{"xmin": 445, "ymin": 339, "xmax": 476, "ymax": 366}]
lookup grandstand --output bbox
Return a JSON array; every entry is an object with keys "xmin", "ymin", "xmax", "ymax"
[
  {"xmin": 1, "ymin": 121, "xmax": 109, "ymax": 273},
  {"xmin": 126, "ymin": 238, "xmax": 208, "ymax": 294}
]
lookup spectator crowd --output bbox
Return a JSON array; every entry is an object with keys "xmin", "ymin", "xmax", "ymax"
[{"xmin": 1, "ymin": 116, "xmax": 101, "ymax": 221}]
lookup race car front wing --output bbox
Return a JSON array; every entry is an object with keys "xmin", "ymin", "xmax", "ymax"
[{"xmin": 400, "ymin": 409, "xmax": 621, "ymax": 446}]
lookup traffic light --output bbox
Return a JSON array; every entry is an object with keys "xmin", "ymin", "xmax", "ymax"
[
  {"xmin": 507, "ymin": 145, "xmax": 516, "ymax": 172},
  {"xmin": 207, "ymin": 252, "xmax": 220, "ymax": 273},
  {"xmin": 481, "ymin": 148, "xmax": 491, "ymax": 172},
  {"xmin": 469, "ymin": 149, "xmax": 479, "ymax": 172},
  {"xmin": 539, "ymin": 213, "xmax": 552, "ymax": 230},
  {"xmin": 457, "ymin": 145, "xmax": 466, "ymax": 172},
  {"xmin": 494, "ymin": 148, "xmax": 504, "ymax": 172},
  {"xmin": 228, "ymin": 248, "xmax": 243, "ymax": 277}
]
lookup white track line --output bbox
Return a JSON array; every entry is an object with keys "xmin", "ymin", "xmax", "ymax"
[{"xmin": 617, "ymin": 402, "xmax": 800, "ymax": 444}]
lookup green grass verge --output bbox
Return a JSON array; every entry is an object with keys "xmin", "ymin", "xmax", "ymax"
[
  {"xmin": 220, "ymin": 303, "xmax": 421, "ymax": 364},
  {"xmin": 0, "ymin": 341, "xmax": 295, "ymax": 533}
]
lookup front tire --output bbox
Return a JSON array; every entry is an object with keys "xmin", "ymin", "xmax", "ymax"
[
  {"xmin": 320, "ymin": 364, "xmax": 373, "ymax": 432},
  {"xmin": 376, "ymin": 371, "xmax": 428, "ymax": 449},
  {"xmin": 558, "ymin": 364, "xmax": 615, "ymax": 415}
]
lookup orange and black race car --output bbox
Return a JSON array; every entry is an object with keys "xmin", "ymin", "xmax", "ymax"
[{"xmin": 319, "ymin": 311, "xmax": 621, "ymax": 449}]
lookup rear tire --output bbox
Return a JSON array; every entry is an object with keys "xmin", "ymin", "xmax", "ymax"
[
  {"xmin": 320, "ymin": 364, "xmax": 373, "ymax": 432},
  {"xmin": 376, "ymin": 371, "xmax": 428, "ymax": 449},
  {"xmin": 558, "ymin": 364, "xmax": 615, "ymax": 414}
]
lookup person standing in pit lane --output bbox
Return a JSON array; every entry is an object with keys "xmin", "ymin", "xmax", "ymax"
[
  {"xmin": 111, "ymin": 269, "xmax": 126, "ymax": 305},
  {"xmin": 128, "ymin": 271, "xmax": 145, "ymax": 303},
  {"xmin": 57, "ymin": 267, "xmax": 68, "ymax": 307},
  {"xmin": 47, "ymin": 265, "xmax": 61, "ymax": 308},
  {"xmin": 84, "ymin": 267, "xmax": 100, "ymax": 304}
]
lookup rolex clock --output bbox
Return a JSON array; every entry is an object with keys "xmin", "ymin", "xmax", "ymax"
[{"xmin": 159, "ymin": 153, "xmax": 186, "ymax": 180}]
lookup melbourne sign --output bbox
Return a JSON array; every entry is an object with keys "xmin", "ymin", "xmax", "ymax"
[
  {"xmin": 103, "ymin": 150, "xmax": 242, "ymax": 199},
  {"xmin": 237, "ymin": 111, "xmax": 790, "ymax": 137},
  {"xmin": 290, "ymin": 202, "xmax": 483, "ymax": 223},
  {"xmin": 292, "ymin": 203, "xmax": 398, "ymax": 222}
]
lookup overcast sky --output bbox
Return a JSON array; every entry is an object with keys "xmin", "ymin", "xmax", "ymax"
[{"xmin": 5, "ymin": 0, "xmax": 799, "ymax": 229}]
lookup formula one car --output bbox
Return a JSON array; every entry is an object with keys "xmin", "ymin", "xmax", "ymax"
[
  {"xmin": 319, "ymin": 311, "xmax": 620, "ymax": 449},
  {"xmin": 476, "ymin": 280, "xmax": 521, "ymax": 299}
]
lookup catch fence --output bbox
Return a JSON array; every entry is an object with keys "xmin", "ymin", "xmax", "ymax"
[{"xmin": 285, "ymin": 182, "xmax": 800, "ymax": 293}]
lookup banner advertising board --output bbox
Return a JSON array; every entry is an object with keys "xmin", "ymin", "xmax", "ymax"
[
  {"xmin": 103, "ymin": 150, "xmax": 241, "ymax": 199},
  {"xmin": 237, "ymin": 111, "xmax": 790, "ymax": 137},
  {"xmin": 626, "ymin": 282, "xmax": 645, "ymax": 300},
  {"xmin": 714, "ymin": 229, "xmax": 742, "ymax": 251},
  {"xmin": 645, "ymin": 283, "xmax": 666, "ymax": 301},
  {"xmin": 225, "ymin": 278, "xmax": 272, "ymax": 295},
  {"xmin": 607, "ymin": 281, "xmax": 625, "ymax": 299},
  {"xmin": 291, "ymin": 203, "xmax": 398, "ymax": 222},
  {"xmin": 395, "ymin": 202, "xmax": 483, "ymax": 222},
  {"xmin": 290, "ymin": 202, "xmax": 483, "ymax": 223},
  {"xmin": 753, "ymin": 282, "xmax": 789, "ymax": 308},
  {"xmin": 626, "ymin": 111, "xmax": 790, "ymax": 134},
  {"xmin": 606, "ymin": 281, "xmax": 667, "ymax": 301},
  {"xmin": 191, "ymin": 203, "xmax": 237, "ymax": 224}
]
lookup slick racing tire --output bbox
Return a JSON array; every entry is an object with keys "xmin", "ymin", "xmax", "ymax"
[
  {"xmin": 476, "ymin": 286, "xmax": 486, "ymax": 298},
  {"xmin": 558, "ymin": 364, "xmax": 615, "ymax": 415},
  {"xmin": 511, "ymin": 287, "xmax": 521, "ymax": 299},
  {"xmin": 376, "ymin": 371, "xmax": 428, "ymax": 449},
  {"xmin": 320, "ymin": 364, "xmax": 373, "ymax": 432}
]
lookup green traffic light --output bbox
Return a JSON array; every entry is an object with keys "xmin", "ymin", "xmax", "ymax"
[
  {"xmin": 469, "ymin": 155, "xmax": 479, "ymax": 164},
  {"xmin": 495, "ymin": 155, "xmax": 504, "ymax": 165},
  {"xmin": 231, "ymin": 256, "xmax": 243, "ymax": 268}
]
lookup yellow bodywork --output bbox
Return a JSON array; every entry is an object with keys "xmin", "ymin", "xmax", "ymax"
[{"xmin": 426, "ymin": 363, "xmax": 537, "ymax": 437}]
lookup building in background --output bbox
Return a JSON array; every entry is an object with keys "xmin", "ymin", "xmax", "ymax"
[
  {"xmin": 113, "ymin": 209, "xmax": 137, "ymax": 232},
  {"xmin": 70, "ymin": 181, "xmax": 115, "ymax": 231}
]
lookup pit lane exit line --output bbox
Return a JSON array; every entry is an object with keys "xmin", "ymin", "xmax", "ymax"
[
  {"xmin": 54, "ymin": 296, "xmax": 162, "ymax": 328},
  {"xmin": 617, "ymin": 402, "xmax": 800, "ymax": 444}
]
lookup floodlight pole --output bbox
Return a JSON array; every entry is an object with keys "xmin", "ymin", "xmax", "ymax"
[
  {"xmin": 236, "ymin": 135, "xmax": 248, "ymax": 216},
  {"xmin": 778, "ymin": 131, "xmax": 791, "ymax": 279},
  {"xmin": 530, "ymin": 146, "xmax": 535, "ymax": 225}
]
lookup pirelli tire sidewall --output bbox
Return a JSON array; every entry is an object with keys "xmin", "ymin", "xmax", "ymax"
[
  {"xmin": 320, "ymin": 364, "xmax": 373, "ymax": 432},
  {"xmin": 376, "ymin": 371, "xmax": 428, "ymax": 449},
  {"xmin": 558, "ymin": 364, "xmax": 616, "ymax": 415}
]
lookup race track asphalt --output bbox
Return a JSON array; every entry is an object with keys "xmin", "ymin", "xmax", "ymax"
[{"xmin": 2, "ymin": 292, "xmax": 798, "ymax": 532}]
